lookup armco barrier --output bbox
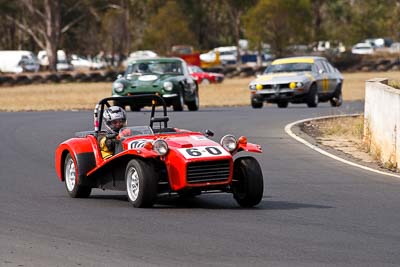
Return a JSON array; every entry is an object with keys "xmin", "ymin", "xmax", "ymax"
[{"xmin": 364, "ymin": 78, "xmax": 400, "ymax": 170}]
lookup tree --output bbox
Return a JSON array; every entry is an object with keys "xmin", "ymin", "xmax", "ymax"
[
  {"xmin": 141, "ymin": 1, "xmax": 197, "ymax": 54},
  {"xmin": 3, "ymin": 0, "xmax": 110, "ymax": 71},
  {"xmin": 224, "ymin": 0, "xmax": 257, "ymax": 63},
  {"xmin": 243, "ymin": 0, "xmax": 312, "ymax": 57}
]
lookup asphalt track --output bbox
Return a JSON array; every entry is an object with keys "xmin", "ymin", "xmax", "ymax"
[{"xmin": 1, "ymin": 101, "xmax": 400, "ymax": 267}]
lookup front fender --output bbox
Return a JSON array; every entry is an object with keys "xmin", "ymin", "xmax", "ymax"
[{"xmin": 235, "ymin": 142, "xmax": 262, "ymax": 154}]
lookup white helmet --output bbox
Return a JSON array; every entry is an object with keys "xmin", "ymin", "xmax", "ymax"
[{"xmin": 103, "ymin": 106, "xmax": 127, "ymax": 133}]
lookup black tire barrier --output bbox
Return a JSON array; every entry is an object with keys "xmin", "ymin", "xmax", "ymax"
[
  {"xmin": 58, "ymin": 73, "xmax": 74, "ymax": 83},
  {"xmin": 44, "ymin": 73, "xmax": 61, "ymax": 83},
  {"xmin": 15, "ymin": 75, "xmax": 31, "ymax": 85},
  {"xmin": 89, "ymin": 72, "xmax": 104, "ymax": 82},
  {"xmin": 73, "ymin": 73, "xmax": 91, "ymax": 82},
  {"xmin": 31, "ymin": 75, "xmax": 43, "ymax": 84},
  {"xmin": 0, "ymin": 76, "xmax": 15, "ymax": 86}
]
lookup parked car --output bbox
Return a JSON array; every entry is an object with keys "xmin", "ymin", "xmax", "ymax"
[
  {"xmin": 38, "ymin": 50, "xmax": 73, "ymax": 71},
  {"xmin": 188, "ymin": 65, "xmax": 224, "ymax": 84},
  {"xmin": 390, "ymin": 42, "xmax": 400, "ymax": 53},
  {"xmin": 200, "ymin": 46, "xmax": 238, "ymax": 66},
  {"xmin": 70, "ymin": 54, "xmax": 107, "ymax": 70},
  {"xmin": 249, "ymin": 56, "xmax": 343, "ymax": 108},
  {"xmin": 112, "ymin": 57, "xmax": 199, "ymax": 111},
  {"xmin": 351, "ymin": 43, "xmax": 374, "ymax": 54},
  {"xmin": 123, "ymin": 50, "xmax": 158, "ymax": 67},
  {"xmin": 54, "ymin": 95, "xmax": 264, "ymax": 208},
  {"xmin": 171, "ymin": 45, "xmax": 201, "ymax": 66},
  {"xmin": 0, "ymin": 50, "xmax": 40, "ymax": 73}
]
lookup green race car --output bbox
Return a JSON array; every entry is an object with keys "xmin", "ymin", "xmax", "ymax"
[{"xmin": 112, "ymin": 57, "xmax": 199, "ymax": 111}]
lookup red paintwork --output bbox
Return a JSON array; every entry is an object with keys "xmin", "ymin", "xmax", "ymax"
[
  {"xmin": 56, "ymin": 130, "xmax": 260, "ymax": 191},
  {"xmin": 55, "ymin": 135, "xmax": 100, "ymax": 181},
  {"xmin": 188, "ymin": 65, "xmax": 224, "ymax": 84}
]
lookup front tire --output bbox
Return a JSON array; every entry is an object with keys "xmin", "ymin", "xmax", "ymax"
[
  {"xmin": 187, "ymin": 89, "xmax": 199, "ymax": 111},
  {"xmin": 306, "ymin": 84, "xmax": 318, "ymax": 108},
  {"xmin": 232, "ymin": 157, "xmax": 264, "ymax": 207},
  {"xmin": 330, "ymin": 85, "xmax": 343, "ymax": 107},
  {"xmin": 125, "ymin": 159, "xmax": 158, "ymax": 208},
  {"xmin": 201, "ymin": 78, "xmax": 210, "ymax": 85},
  {"xmin": 173, "ymin": 91, "xmax": 184, "ymax": 111},
  {"xmin": 251, "ymin": 98, "xmax": 263, "ymax": 108},
  {"xmin": 64, "ymin": 153, "xmax": 91, "ymax": 198}
]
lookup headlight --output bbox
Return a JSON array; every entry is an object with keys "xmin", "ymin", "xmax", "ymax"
[
  {"xmin": 153, "ymin": 139, "xmax": 169, "ymax": 155},
  {"xmin": 220, "ymin": 134, "xmax": 237, "ymax": 152},
  {"xmin": 163, "ymin": 81, "xmax": 173, "ymax": 91},
  {"xmin": 113, "ymin": 82, "xmax": 124, "ymax": 93},
  {"xmin": 249, "ymin": 84, "xmax": 256, "ymax": 90},
  {"xmin": 289, "ymin": 82, "xmax": 304, "ymax": 89}
]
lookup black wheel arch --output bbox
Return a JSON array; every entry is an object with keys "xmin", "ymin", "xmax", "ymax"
[{"xmin": 61, "ymin": 149, "xmax": 96, "ymax": 187}]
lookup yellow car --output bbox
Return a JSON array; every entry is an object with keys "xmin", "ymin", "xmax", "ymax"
[{"xmin": 249, "ymin": 56, "xmax": 343, "ymax": 108}]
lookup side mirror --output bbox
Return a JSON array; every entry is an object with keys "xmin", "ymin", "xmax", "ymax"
[
  {"xmin": 117, "ymin": 74, "xmax": 123, "ymax": 79},
  {"xmin": 204, "ymin": 129, "xmax": 214, "ymax": 137}
]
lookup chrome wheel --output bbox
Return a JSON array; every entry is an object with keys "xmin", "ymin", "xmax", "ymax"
[
  {"xmin": 201, "ymin": 78, "xmax": 210, "ymax": 85},
  {"xmin": 126, "ymin": 166, "xmax": 140, "ymax": 202},
  {"xmin": 65, "ymin": 156, "xmax": 76, "ymax": 192},
  {"xmin": 63, "ymin": 153, "xmax": 91, "ymax": 198}
]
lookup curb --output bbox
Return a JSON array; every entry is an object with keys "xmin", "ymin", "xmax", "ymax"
[{"xmin": 284, "ymin": 114, "xmax": 400, "ymax": 179}]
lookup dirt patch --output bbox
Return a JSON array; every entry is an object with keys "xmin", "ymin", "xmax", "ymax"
[{"xmin": 300, "ymin": 116, "xmax": 399, "ymax": 173}]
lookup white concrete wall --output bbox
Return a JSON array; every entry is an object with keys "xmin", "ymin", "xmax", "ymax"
[{"xmin": 364, "ymin": 78, "xmax": 400, "ymax": 169}]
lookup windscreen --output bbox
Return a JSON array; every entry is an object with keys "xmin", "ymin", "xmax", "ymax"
[
  {"xmin": 127, "ymin": 61, "xmax": 183, "ymax": 75},
  {"xmin": 265, "ymin": 63, "xmax": 312, "ymax": 73}
]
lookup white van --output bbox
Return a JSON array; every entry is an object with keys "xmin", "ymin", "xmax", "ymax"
[{"xmin": 0, "ymin": 50, "xmax": 40, "ymax": 73}]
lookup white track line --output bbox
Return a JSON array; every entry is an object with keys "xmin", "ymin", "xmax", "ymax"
[{"xmin": 284, "ymin": 114, "xmax": 400, "ymax": 179}]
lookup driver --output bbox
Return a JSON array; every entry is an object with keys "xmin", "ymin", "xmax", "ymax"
[
  {"xmin": 138, "ymin": 63, "xmax": 149, "ymax": 73},
  {"xmin": 99, "ymin": 106, "xmax": 127, "ymax": 159}
]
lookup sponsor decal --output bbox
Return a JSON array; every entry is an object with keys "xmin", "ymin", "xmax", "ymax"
[
  {"xmin": 138, "ymin": 75, "xmax": 158, "ymax": 81},
  {"xmin": 128, "ymin": 139, "xmax": 149, "ymax": 149},
  {"xmin": 190, "ymin": 135, "xmax": 208, "ymax": 140},
  {"xmin": 178, "ymin": 146, "xmax": 230, "ymax": 159}
]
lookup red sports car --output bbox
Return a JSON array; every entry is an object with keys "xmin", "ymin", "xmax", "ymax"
[
  {"xmin": 188, "ymin": 65, "xmax": 224, "ymax": 85},
  {"xmin": 55, "ymin": 95, "xmax": 264, "ymax": 208}
]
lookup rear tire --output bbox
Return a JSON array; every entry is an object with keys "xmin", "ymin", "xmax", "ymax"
[
  {"xmin": 232, "ymin": 157, "xmax": 264, "ymax": 207},
  {"xmin": 64, "ymin": 153, "xmax": 91, "ymax": 198},
  {"xmin": 306, "ymin": 84, "xmax": 318, "ymax": 108},
  {"xmin": 125, "ymin": 159, "xmax": 158, "ymax": 208}
]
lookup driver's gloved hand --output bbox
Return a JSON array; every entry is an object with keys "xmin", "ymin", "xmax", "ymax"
[
  {"xmin": 106, "ymin": 133, "xmax": 117, "ymax": 139},
  {"xmin": 105, "ymin": 138, "xmax": 115, "ymax": 151}
]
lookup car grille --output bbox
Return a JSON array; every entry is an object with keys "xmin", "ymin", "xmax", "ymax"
[
  {"xmin": 186, "ymin": 160, "xmax": 230, "ymax": 184},
  {"xmin": 262, "ymin": 83, "xmax": 290, "ymax": 90}
]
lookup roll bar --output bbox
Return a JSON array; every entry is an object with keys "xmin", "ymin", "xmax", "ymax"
[{"xmin": 94, "ymin": 94, "xmax": 168, "ymax": 136}]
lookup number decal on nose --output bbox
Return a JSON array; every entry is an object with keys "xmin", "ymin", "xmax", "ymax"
[{"xmin": 178, "ymin": 146, "xmax": 230, "ymax": 158}]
